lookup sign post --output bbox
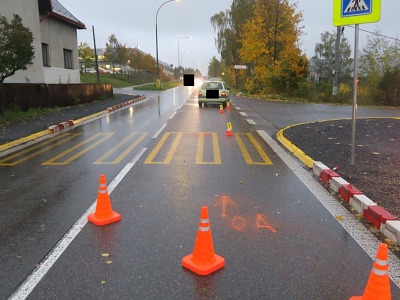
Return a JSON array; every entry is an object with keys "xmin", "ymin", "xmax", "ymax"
[
  {"xmin": 234, "ymin": 65, "xmax": 247, "ymax": 90},
  {"xmin": 333, "ymin": 0, "xmax": 381, "ymax": 165}
]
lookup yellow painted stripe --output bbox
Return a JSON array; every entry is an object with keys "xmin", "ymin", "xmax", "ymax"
[
  {"xmin": 94, "ymin": 132, "xmax": 147, "ymax": 164},
  {"xmin": 73, "ymin": 111, "xmax": 108, "ymax": 125},
  {"xmin": 247, "ymin": 133, "xmax": 272, "ymax": 164},
  {"xmin": 144, "ymin": 132, "xmax": 182, "ymax": 164},
  {"xmin": 0, "ymin": 130, "xmax": 51, "ymax": 152},
  {"xmin": 0, "ymin": 133, "xmax": 81, "ymax": 166},
  {"xmin": 42, "ymin": 133, "xmax": 113, "ymax": 165},
  {"xmin": 196, "ymin": 132, "xmax": 221, "ymax": 164},
  {"xmin": 235, "ymin": 133, "xmax": 272, "ymax": 165}
]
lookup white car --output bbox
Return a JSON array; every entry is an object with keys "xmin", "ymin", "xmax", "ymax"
[{"xmin": 198, "ymin": 80, "xmax": 230, "ymax": 108}]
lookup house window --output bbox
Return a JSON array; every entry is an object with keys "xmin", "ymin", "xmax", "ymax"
[
  {"xmin": 63, "ymin": 49, "xmax": 73, "ymax": 69},
  {"xmin": 42, "ymin": 43, "xmax": 50, "ymax": 66}
]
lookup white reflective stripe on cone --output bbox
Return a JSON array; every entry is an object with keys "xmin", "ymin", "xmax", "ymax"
[
  {"xmin": 200, "ymin": 219, "xmax": 209, "ymax": 224},
  {"xmin": 375, "ymin": 258, "xmax": 387, "ymax": 266},
  {"xmin": 98, "ymin": 190, "xmax": 107, "ymax": 194},
  {"xmin": 198, "ymin": 226, "xmax": 210, "ymax": 232},
  {"xmin": 372, "ymin": 267, "xmax": 388, "ymax": 276}
]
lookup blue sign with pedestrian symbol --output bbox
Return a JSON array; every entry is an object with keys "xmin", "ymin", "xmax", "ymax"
[{"xmin": 342, "ymin": 0, "xmax": 372, "ymax": 17}]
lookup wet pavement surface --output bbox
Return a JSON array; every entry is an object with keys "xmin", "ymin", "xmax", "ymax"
[{"xmin": 2, "ymin": 90, "xmax": 400, "ymax": 299}]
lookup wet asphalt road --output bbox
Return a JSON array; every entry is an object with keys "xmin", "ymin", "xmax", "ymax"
[
  {"xmin": 0, "ymin": 87, "xmax": 192, "ymax": 299},
  {"xmin": 2, "ymin": 90, "xmax": 400, "ymax": 299}
]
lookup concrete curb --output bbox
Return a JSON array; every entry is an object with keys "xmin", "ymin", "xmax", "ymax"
[
  {"xmin": 277, "ymin": 120, "xmax": 400, "ymax": 247},
  {"xmin": 48, "ymin": 120, "xmax": 74, "ymax": 133},
  {"xmin": 107, "ymin": 95, "xmax": 145, "ymax": 111}
]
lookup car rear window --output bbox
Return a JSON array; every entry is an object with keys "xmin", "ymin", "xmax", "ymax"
[{"xmin": 202, "ymin": 82, "xmax": 223, "ymax": 89}]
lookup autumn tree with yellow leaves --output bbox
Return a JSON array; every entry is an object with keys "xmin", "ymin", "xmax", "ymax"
[{"xmin": 239, "ymin": 0, "xmax": 309, "ymax": 96}]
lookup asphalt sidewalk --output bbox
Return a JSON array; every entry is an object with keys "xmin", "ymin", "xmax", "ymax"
[{"xmin": 0, "ymin": 93, "xmax": 145, "ymax": 152}]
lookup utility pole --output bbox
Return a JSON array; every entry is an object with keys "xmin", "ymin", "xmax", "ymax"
[
  {"xmin": 333, "ymin": 26, "xmax": 341, "ymax": 96},
  {"xmin": 92, "ymin": 26, "xmax": 100, "ymax": 83}
]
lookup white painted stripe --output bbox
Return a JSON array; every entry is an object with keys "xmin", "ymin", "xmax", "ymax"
[
  {"xmin": 200, "ymin": 219, "xmax": 209, "ymax": 223},
  {"xmin": 152, "ymin": 123, "xmax": 167, "ymax": 139},
  {"xmin": 236, "ymin": 92, "xmax": 242, "ymax": 96},
  {"xmin": 246, "ymin": 119, "xmax": 256, "ymax": 125},
  {"xmin": 256, "ymin": 130, "xmax": 400, "ymax": 287},
  {"xmin": 169, "ymin": 112, "xmax": 177, "ymax": 120},
  {"xmin": 235, "ymin": 106, "xmax": 241, "ymax": 110},
  {"xmin": 239, "ymin": 112, "xmax": 248, "ymax": 116},
  {"xmin": 9, "ymin": 148, "xmax": 147, "ymax": 300}
]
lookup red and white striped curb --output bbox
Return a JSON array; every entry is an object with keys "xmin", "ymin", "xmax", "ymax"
[
  {"xmin": 313, "ymin": 161, "xmax": 400, "ymax": 243},
  {"xmin": 107, "ymin": 95, "xmax": 146, "ymax": 112},
  {"xmin": 48, "ymin": 120, "xmax": 74, "ymax": 133}
]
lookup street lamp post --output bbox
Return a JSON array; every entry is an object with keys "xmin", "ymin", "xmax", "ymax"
[
  {"xmin": 180, "ymin": 51, "xmax": 186, "ymax": 70},
  {"xmin": 156, "ymin": 0, "xmax": 175, "ymax": 86}
]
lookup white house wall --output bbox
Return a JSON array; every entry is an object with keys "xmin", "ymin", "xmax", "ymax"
[
  {"xmin": 2, "ymin": 0, "xmax": 45, "ymax": 83},
  {"xmin": 40, "ymin": 17, "xmax": 80, "ymax": 83}
]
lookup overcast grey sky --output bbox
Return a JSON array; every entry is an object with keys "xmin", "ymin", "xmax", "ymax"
[{"xmin": 65, "ymin": 0, "xmax": 400, "ymax": 75}]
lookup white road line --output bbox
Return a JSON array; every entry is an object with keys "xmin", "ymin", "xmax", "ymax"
[
  {"xmin": 235, "ymin": 106, "xmax": 241, "ymax": 110},
  {"xmin": 169, "ymin": 112, "xmax": 177, "ymax": 120},
  {"xmin": 152, "ymin": 123, "xmax": 167, "ymax": 138},
  {"xmin": 256, "ymin": 129, "xmax": 400, "ymax": 287},
  {"xmin": 239, "ymin": 112, "xmax": 248, "ymax": 116},
  {"xmin": 236, "ymin": 92, "xmax": 242, "ymax": 96},
  {"xmin": 9, "ymin": 148, "xmax": 148, "ymax": 300},
  {"xmin": 246, "ymin": 119, "xmax": 256, "ymax": 124}
]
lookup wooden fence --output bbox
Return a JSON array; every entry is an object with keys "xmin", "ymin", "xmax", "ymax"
[{"xmin": 0, "ymin": 83, "xmax": 113, "ymax": 112}]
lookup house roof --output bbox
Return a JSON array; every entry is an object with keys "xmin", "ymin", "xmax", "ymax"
[{"xmin": 39, "ymin": 0, "xmax": 86, "ymax": 29}]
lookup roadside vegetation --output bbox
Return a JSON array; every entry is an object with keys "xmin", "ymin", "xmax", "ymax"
[
  {"xmin": 209, "ymin": 0, "xmax": 400, "ymax": 107},
  {"xmin": 80, "ymin": 73, "xmax": 149, "ymax": 88},
  {"xmin": 0, "ymin": 106, "xmax": 60, "ymax": 127},
  {"xmin": 134, "ymin": 81, "xmax": 181, "ymax": 91}
]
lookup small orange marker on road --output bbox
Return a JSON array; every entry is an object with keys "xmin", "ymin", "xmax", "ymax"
[
  {"xmin": 226, "ymin": 100, "xmax": 231, "ymax": 110},
  {"xmin": 226, "ymin": 122, "xmax": 233, "ymax": 136},
  {"xmin": 219, "ymin": 104, "xmax": 224, "ymax": 113},
  {"xmin": 88, "ymin": 174, "xmax": 121, "ymax": 226},
  {"xmin": 349, "ymin": 243, "xmax": 391, "ymax": 300},
  {"xmin": 182, "ymin": 206, "xmax": 225, "ymax": 275}
]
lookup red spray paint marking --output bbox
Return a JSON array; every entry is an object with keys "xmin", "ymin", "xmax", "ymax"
[{"xmin": 256, "ymin": 214, "xmax": 277, "ymax": 233}]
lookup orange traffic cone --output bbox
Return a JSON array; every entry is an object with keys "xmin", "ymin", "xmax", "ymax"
[
  {"xmin": 226, "ymin": 101, "xmax": 231, "ymax": 110},
  {"xmin": 219, "ymin": 104, "xmax": 224, "ymax": 113},
  {"xmin": 182, "ymin": 206, "xmax": 225, "ymax": 275},
  {"xmin": 88, "ymin": 174, "xmax": 121, "ymax": 226},
  {"xmin": 350, "ymin": 243, "xmax": 391, "ymax": 300},
  {"xmin": 226, "ymin": 122, "xmax": 233, "ymax": 136}
]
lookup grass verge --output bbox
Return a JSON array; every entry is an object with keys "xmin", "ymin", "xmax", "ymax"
[
  {"xmin": 134, "ymin": 81, "xmax": 182, "ymax": 91},
  {"xmin": 0, "ymin": 106, "xmax": 60, "ymax": 127}
]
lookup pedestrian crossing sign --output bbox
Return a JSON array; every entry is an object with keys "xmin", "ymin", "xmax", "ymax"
[{"xmin": 333, "ymin": 0, "xmax": 381, "ymax": 26}]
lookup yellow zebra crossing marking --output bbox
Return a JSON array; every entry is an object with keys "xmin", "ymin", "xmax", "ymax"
[
  {"xmin": 144, "ymin": 132, "xmax": 182, "ymax": 164},
  {"xmin": 234, "ymin": 133, "xmax": 272, "ymax": 165},
  {"xmin": 94, "ymin": 132, "xmax": 147, "ymax": 164},
  {"xmin": 196, "ymin": 132, "xmax": 221, "ymax": 164},
  {"xmin": 42, "ymin": 133, "xmax": 113, "ymax": 165},
  {"xmin": 0, "ymin": 133, "xmax": 81, "ymax": 166}
]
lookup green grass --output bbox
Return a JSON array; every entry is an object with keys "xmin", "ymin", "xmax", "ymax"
[
  {"xmin": 0, "ymin": 106, "xmax": 60, "ymax": 127},
  {"xmin": 80, "ymin": 73, "xmax": 135, "ymax": 88},
  {"xmin": 134, "ymin": 81, "xmax": 182, "ymax": 91}
]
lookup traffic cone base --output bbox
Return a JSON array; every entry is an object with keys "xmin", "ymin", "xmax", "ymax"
[
  {"xmin": 226, "ymin": 130, "xmax": 233, "ymax": 136},
  {"xmin": 182, "ymin": 253, "xmax": 225, "ymax": 276},
  {"xmin": 88, "ymin": 211, "xmax": 121, "ymax": 226}
]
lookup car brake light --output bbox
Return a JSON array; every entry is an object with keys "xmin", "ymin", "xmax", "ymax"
[
  {"xmin": 221, "ymin": 91, "xmax": 226, "ymax": 97},
  {"xmin": 198, "ymin": 91, "xmax": 202, "ymax": 96}
]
